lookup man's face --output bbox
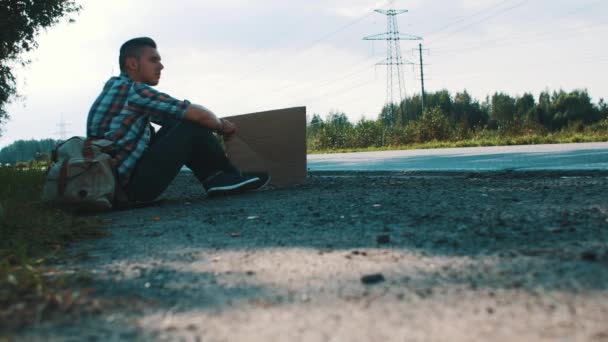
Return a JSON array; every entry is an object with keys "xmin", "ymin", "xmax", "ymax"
[{"xmin": 129, "ymin": 46, "xmax": 164, "ymax": 86}]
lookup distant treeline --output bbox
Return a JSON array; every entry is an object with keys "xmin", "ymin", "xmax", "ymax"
[
  {"xmin": 308, "ymin": 89, "xmax": 608, "ymax": 150},
  {"xmin": 0, "ymin": 139, "xmax": 59, "ymax": 164}
]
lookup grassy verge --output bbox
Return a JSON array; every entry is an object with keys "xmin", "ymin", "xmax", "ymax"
[
  {"xmin": 308, "ymin": 130, "xmax": 608, "ymax": 154},
  {"xmin": 0, "ymin": 166, "xmax": 106, "ymax": 331}
]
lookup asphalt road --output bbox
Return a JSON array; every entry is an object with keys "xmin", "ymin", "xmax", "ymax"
[{"xmin": 308, "ymin": 142, "xmax": 608, "ymax": 171}]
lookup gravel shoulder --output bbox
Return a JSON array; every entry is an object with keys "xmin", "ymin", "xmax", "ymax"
[{"xmin": 17, "ymin": 171, "xmax": 608, "ymax": 341}]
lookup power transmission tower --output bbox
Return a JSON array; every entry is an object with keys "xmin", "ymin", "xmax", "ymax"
[
  {"xmin": 364, "ymin": 9, "xmax": 422, "ymax": 124},
  {"xmin": 55, "ymin": 113, "xmax": 71, "ymax": 140}
]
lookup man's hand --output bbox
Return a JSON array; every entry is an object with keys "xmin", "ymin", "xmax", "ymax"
[
  {"xmin": 184, "ymin": 103, "xmax": 237, "ymax": 135},
  {"xmin": 220, "ymin": 119, "xmax": 236, "ymax": 136}
]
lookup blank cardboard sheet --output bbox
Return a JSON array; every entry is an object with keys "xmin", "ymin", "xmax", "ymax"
[{"xmin": 223, "ymin": 107, "xmax": 307, "ymax": 187}]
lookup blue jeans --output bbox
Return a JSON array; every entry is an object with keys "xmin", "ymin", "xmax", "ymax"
[{"xmin": 125, "ymin": 120, "xmax": 238, "ymax": 202}]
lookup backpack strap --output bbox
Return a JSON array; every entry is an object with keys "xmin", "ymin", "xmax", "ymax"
[
  {"xmin": 57, "ymin": 158, "xmax": 70, "ymax": 196},
  {"xmin": 51, "ymin": 147, "xmax": 58, "ymax": 163},
  {"xmin": 83, "ymin": 139, "xmax": 94, "ymax": 162}
]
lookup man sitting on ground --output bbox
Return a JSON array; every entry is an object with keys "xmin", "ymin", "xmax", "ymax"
[{"xmin": 86, "ymin": 37, "xmax": 268, "ymax": 205}]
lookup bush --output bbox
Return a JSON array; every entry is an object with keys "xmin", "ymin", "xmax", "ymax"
[
  {"xmin": 409, "ymin": 107, "xmax": 453, "ymax": 143},
  {"xmin": 350, "ymin": 119, "xmax": 384, "ymax": 148}
]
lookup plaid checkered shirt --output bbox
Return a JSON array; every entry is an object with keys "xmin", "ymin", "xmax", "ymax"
[{"xmin": 86, "ymin": 73, "xmax": 190, "ymax": 186}]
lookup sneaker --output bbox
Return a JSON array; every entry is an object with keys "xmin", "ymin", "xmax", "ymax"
[
  {"xmin": 204, "ymin": 172, "xmax": 260, "ymax": 196},
  {"xmin": 242, "ymin": 172, "xmax": 271, "ymax": 191}
]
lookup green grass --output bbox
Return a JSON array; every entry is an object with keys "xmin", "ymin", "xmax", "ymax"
[
  {"xmin": 0, "ymin": 166, "xmax": 105, "ymax": 330},
  {"xmin": 308, "ymin": 130, "xmax": 608, "ymax": 154}
]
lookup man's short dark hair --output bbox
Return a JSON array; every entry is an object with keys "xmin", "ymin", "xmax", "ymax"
[{"xmin": 119, "ymin": 37, "xmax": 157, "ymax": 72}]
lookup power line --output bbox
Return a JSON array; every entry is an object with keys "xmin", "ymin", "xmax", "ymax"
[
  {"xmin": 425, "ymin": 0, "xmax": 530, "ymax": 45},
  {"xmin": 263, "ymin": 55, "xmax": 379, "ymax": 97},
  {"xmin": 420, "ymin": 0, "xmax": 515, "ymax": 37},
  {"xmin": 430, "ymin": 21, "xmax": 608, "ymax": 58},
  {"xmin": 428, "ymin": 0, "xmax": 606, "ymax": 53},
  {"xmin": 214, "ymin": 0, "xmax": 395, "ymax": 90},
  {"xmin": 303, "ymin": 78, "xmax": 377, "ymax": 106}
]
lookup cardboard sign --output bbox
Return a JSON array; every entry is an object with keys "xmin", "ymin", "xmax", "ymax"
[{"xmin": 223, "ymin": 107, "xmax": 307, "ymax": 187}]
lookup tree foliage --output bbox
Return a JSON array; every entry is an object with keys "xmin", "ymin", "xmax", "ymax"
[
  {"xmin": 453, "ymin": 90, "xmax": 487, "ymax": 133},
  {"xmin": 0, "ymin": 0, "xmax": 80, "ymax": 134},
  {"xmin": 490, "ymin": 92, "xmax": 517, "ymax": 128},
  {"xmin": 310, "ymin": 111, "xmax": 353, "ymax": 150},
  {"xmin": 413, "ymin": 107, "xmax": 453, "ymax": 142},
  {"xmin": 308, "ymin": 88, "xmax": 606, "ymax": 150},
  {"xmin": 0, "ymin": 138, "xmax": 58, "ymax": 164}
]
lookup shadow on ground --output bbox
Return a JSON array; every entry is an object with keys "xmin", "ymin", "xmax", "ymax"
[{"xmin": 17, "ymin": 171, "xmax": 608, "ymax": 339}]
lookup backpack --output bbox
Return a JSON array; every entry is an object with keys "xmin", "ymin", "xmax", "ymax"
[{"xmin": 41, "ymin": 137, "xmax": 118, "ymax": 211}]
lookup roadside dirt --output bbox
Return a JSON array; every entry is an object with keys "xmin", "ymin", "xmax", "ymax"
[{"xmin": 13, "ymin": 171, "xmax": 608, "ymax": 341}]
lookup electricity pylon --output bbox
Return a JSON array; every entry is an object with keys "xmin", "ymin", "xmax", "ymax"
[
  {"xmin": 55, "ymin": 113, "xmax": 71, "ymax": 140},
  {"xmin": 364, "ymin": 9, "xmax": 422, "ymax": 124}
]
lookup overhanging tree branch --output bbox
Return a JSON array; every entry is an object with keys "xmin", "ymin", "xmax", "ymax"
[{"xmin": 0, "ymin": 0, "xmax": 81, "ymax": 135}]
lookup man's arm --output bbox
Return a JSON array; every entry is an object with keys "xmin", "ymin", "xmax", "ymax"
[
  {"xmin": 184, "ymin": 103, "xmax": 236, "ymax": 135},
  {"xmin": 128, "ymin": 83, "xmax": 235, "ymax": 134}
]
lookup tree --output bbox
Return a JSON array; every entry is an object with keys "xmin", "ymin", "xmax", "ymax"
[
  {"xmin": 490, "ymin": 92, "xmax": 516, "ymax": 129},
  {"xmin": 453, "ymin": 90, "xmax": 488, "ymax": 131},
  {"xmin": 0, "ymin": 138, "xmax": 58, "ymax": 163},
  {"xmin": 425, "ymin": 90, "xmax": 453, "ymax": 119},
  {"xmin": 0, "ymin": 0, "xmax": 80, "ymax": 135},
  {"xmin": 308, "ymin": 113, "xmax": 323, "ymax": 134},
  {"xmin": 402, "ymin": 94, "xmax": 422, "ymax": 124},
  {"xmin": 550, "ymin": 89, "xmax": 599, "ymax": 129},
  {"xmin": 378, "ymin": 103, "xmax": 402, "ymax": 127},
  {"xmin": 599, "ymin": 98, "xmax": 608, "ymax": 119},
  {"xmin": 326, "ymin": 111, "xmax": 350, "ymax": 127},
  {"xmin": 352, "ymin": 118, "xmax": 383, "ymax": 148},
  {"xmin": 532, "ymin": 90, "xmax": 553, "ymax": 128},
  {"xmin": 408, "ymin": 107, "xmax": 452, "ymax": 143},
  {"xmin": 515, "ymin": 93, "xmax": 535, "ymax": 121},
  {"xmin": 314, "ymin": 111, "xmax": 353, "ymax": 149}
]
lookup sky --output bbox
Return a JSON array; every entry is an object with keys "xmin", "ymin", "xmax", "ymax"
[{"xmin": 1, "ymin": 0, "xmax": 607, "ymax": 147}]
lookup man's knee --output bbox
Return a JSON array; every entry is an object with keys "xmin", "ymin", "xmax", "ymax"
[{"xmin": 180, "ymin": 120, "xmax": 214, "ymax": 138}]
